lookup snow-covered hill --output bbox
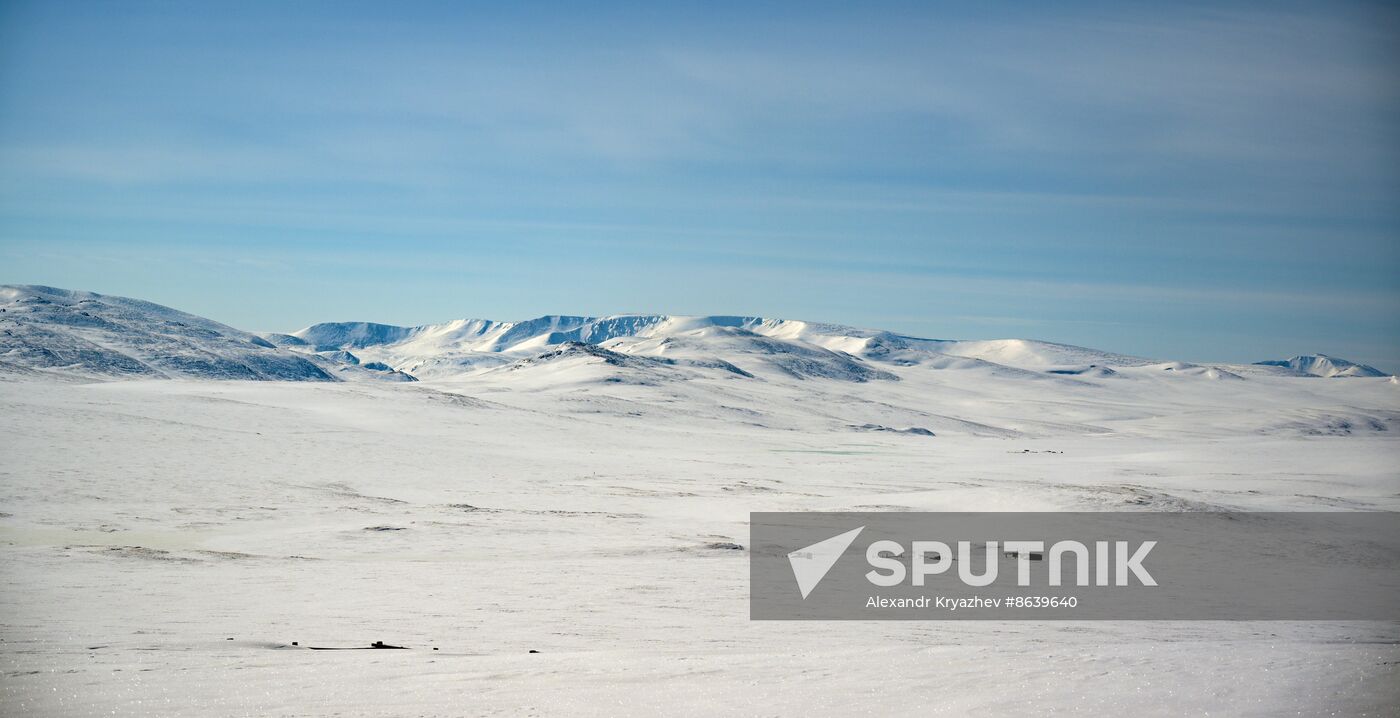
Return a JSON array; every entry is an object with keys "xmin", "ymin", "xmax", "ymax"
[
  {"xmin": 0, "ymin": 286, "xmax": 340, "ymax": 381},
  {"xmin": 0, "ymin": 286, "xmax": 418, "ymax": 383},
  {"xmin": 1254, "ymin": 354, "xmax": 1387, "ymax": 378}
]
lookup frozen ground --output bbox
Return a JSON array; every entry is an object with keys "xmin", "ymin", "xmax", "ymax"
[{"xmin": 2, "ymin": 359, "xmax": 1398, "ymax": 715}]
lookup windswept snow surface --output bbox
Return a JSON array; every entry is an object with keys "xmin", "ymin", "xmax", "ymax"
[{"xmin": 2, "ymin": 288, "xmax": 1399, "ymax": 716}]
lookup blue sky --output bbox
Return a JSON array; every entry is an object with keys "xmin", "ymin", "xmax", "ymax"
[{"xmin": 2, "ymin": 1, "xmax": 1398, "ymax": 370}]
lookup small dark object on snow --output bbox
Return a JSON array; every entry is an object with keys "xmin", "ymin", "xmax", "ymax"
[
  {"xmin": 529, "ymin": 649, "xmax": 540, "ymax": 654},
  {"xmin": 301, "ymin": 641, "xmax": 409, "ymax": 650},
  {"xmin": 291, "ymin": 642, "xmax": 299, "ymax": 646},
  {"xmin": 226, "ymin": 637, "xmax": 233, "ymax": 640}
]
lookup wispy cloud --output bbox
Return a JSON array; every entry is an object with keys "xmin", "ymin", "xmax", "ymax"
[{"xmin": 0, "ymin": 1, "xmax": 1396, "ymax": 368}]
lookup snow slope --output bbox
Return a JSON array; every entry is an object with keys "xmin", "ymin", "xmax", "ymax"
[
  {"xmin": 1, "ymin": 374, "xmax": 1397, "ymax": 716},
  {"xmin": 0, "ymin": 286, "xmax": 336, "ymax": 381},
  {"xmin": 0, "ymin": 286, "xmax": 415, "ymax": 383}
]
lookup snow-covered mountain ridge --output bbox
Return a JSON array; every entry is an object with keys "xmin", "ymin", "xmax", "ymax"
[
  {"xmin": 284, "ymin": 311, "xmax": 1390, "ymax": 383},
  {"xmin": 0, "ymin": 285, "xmax": 1390, "ymax": 385}
]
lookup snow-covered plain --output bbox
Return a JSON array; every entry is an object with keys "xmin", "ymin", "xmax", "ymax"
[{"xmin": 2, "ymin": 287, "xmax": 1398, "ymax": 716}]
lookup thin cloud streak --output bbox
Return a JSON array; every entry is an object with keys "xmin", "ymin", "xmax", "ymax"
[{"xmin": 0, "ymin": 1, "xmax": 1396, "ymax": 369}]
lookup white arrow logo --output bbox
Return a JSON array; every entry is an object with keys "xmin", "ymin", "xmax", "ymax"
[{"xmin": 787, "ymin": 526, "xmax": 865, "ymax": 599}]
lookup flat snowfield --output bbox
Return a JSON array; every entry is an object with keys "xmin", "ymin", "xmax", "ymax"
[{"xmin": 2, "ymin": 373, "xmax": 1398, "ymax": 716}]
